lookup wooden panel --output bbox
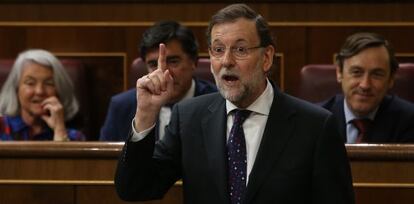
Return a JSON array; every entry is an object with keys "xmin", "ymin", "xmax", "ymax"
[
  {"xmin": 26, "ymin": 27, "xmax": 127, "ymax": 52},
  {"xmin": 0, "ymin": 27, "xmax": 26, "ymax": 58},
  {"xmin": 57, "ymin": 54, "xmax": 126, "ymax": 140},
  {"xmin": 0, "ymin": 185, "xmax": 74, "ymax": 204},
  {"xmin": 1, "ymin": 24, "xmax": 414, "ymax": 139},
  {"xmin": 2, "ymin": 3, "xmax": 414, "ymax": 22},
  {"xmin": 77, "ymin": 185, "xmax": 183, "ymax": 204},
  {"xmin": 270, "ymin": 26, "xmax": 307, "ymax": 94},
  {"xmin": 355, "ymin": 188, "xmax": 414, "ymax": 204},
  {"xmin": 0, "ymin": 142, "xmax": 414, "ymax": 204}
]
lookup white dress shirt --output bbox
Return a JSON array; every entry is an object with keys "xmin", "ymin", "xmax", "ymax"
[{"xmin": 225, "ymin": 80, "xmax": 274, "ymax": 184}]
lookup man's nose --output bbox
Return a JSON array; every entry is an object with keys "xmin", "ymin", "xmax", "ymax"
[
  {"xmin": 221, "ymin": 48, "xmax": 236, "ymax": 68},
  {"xmin": 359, "ymin": 74, "xmax": 372, "ymax": 90}
]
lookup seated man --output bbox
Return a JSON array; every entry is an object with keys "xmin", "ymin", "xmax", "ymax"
[
  {"xmin": 100, "ymin": 21, "xmax": 217, "ymax": 141},
  {"xmin": 322, "ymin": 32, "xmax": 414, "ymax": 143}
]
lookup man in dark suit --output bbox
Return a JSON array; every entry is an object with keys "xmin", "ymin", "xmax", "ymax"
[
  {"xmin": 100, "ymin": 21, "xmax": 217, "ymax": 141},
  {"xmin": 115, "ymin": 4, "xmax": 354, "ymax": 204},
  {"xmin": 321, "ymin": 32, "xmax": 414, "ymax": 143}
]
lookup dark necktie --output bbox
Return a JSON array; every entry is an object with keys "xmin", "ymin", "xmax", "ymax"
[
  {"xmin": 227, "ymin": 109, "xmax": 251, "ymax": 204},
  {"xmin": 351, "ymin": 118, "xmax": 371, "ymax": 143}
]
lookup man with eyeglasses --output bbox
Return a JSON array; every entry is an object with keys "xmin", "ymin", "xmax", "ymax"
[
  {"xmin": 100, "ymin": 21, "xmax": 217, "ymax": 141},
  {"xmin": 115, "ymin": 4, "xmax": 355, "ymax": 204}
]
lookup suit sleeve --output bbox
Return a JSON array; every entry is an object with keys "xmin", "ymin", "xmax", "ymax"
[
  {"xmin": 99, "ymin": 97, "xmax": 120, "ymax": 141},
  {"xmin": 312, "ymin": 114, "xmax": 355, "ymax": 204},
  {"xmin": 114, "ymin": 106, "xmax": 182, "ymax": 201}
]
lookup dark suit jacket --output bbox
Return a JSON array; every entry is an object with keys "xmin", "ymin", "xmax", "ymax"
[
  {"xmin": 321, "ymin": 94, "xmax": 414, "ymax": 143},
  {"xmin": 115, "ymin": 87, "xmax": 355, "ymax": 204},
  {"xmin": 99, "ymin": 78, "xmax": 217, "ymax": 141}
]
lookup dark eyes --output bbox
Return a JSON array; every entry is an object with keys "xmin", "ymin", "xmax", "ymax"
[
  {"xmin": 349, "ymin": 69, "xmax": 387, "ymax": 79},
  {"xmin": 209, "ymin": 46, "xmax": 253, "ymax": 58},
  {"xmin": 147, "ymin": 59, "xmax": 181, "ymax": 69}
]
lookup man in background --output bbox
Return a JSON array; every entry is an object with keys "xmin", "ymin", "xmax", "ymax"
[
  {"xmin": 100, "ymin": 21, "xmax": 217, "ymax": 141},
  {"xmin": 322, "ymin": 32, "xmax": 414, "ymax": 143}
]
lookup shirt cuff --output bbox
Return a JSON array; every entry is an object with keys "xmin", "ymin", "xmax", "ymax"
[{"xmin": 130, "ymin": 118, "xmax": 156, "ymax": 142}]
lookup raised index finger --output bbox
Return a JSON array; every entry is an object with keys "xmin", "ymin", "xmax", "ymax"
[{"xmin": 157, "ymin": 43, "xmax": 167, "ymax": 71}]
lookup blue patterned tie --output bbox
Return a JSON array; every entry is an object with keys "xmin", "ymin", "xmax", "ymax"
[{"xmin": 227, "ymin": 109, "xmax": 251, "ymax": 204}]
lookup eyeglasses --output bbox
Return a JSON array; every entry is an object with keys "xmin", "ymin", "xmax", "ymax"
[{"xmin": 209, "ymin": 45, "xmax": 262, "ymax": 59}]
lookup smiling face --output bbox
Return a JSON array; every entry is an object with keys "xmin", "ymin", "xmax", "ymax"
[
  {"xmin": 209, "ymin": 18, "xmax": 274, "ymax": 108},
  {"xmin": 144, "ymin": 40, "xmax": 196, "ymax": 103},
  {"xmin": 337, "ymin": 46, "xmax": 395, "ymax": 117},
  {"xmin": 18, "ymin": 61, "xmax": 57, "ymax": 119}
]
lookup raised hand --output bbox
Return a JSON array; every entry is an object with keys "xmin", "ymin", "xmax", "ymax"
[
  {"xmin": 134, "ymin": 43, "xmax": 174, "ymax": 132},
  {"xmin": 40, "ymin": 96, "xmax": 69, "ymax": 141}
]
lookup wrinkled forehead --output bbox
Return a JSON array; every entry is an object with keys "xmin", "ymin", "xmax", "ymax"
[{"xmin": 210, "ymin": 18, "xmax": 259, "ymax": 45}]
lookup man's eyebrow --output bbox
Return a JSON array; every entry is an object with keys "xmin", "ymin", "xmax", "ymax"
[{"xmin": 349, "ymin": 65, "xmax": 363, "ymax": 70}]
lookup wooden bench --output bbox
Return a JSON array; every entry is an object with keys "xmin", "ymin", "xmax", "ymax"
[{"xmin": 0, "ymin": 142, "xmax": 412, "ymax": 204}]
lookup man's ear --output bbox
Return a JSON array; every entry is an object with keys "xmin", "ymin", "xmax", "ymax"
[
  {"xmin": 192, "ymin": 59, "xmax": 197, "ymax": 70},
  {"xmin": 336, "ymin": 65, "xmax": 343, "ymax": 83},
  {"xmin": 263, "ymin": 45, "xmax": 275, "ymax": 73},
  {"xmin": 388, "ymin": 72, "xmax": 396, "ymax": 90}
]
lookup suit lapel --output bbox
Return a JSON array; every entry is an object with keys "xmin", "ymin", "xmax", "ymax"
[
  {"xmin": 331, "ymin": 95, "xmax": 347, "ymax": 142},
  {"xmin": 366, "ymin": 95, "xmax": 392, "ymax": 142},
  {"xmin": 201, "ymin": 95, "xmax": 229, "ymax": 202},
  {"xmin": 245, "ymin": 91, "xmax": 296, "ymax": 203}
]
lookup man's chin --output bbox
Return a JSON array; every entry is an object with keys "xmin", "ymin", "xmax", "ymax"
[
  {"xmin": 351, "ymin": 104, "xmax": 376, "ymax": 117},
  {"xmin": 220, "ymin": 89, "xmax": 243, "ymax": 103}
]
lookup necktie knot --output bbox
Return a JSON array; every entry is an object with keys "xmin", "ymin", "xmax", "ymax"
[
  {"xmin": 351, "ymin": 118, "xmax": 372, "ymax": 143},
  {"xmin": 233, "ymin": 109, "xmax": 251, "ymax": 125},
  {"xmin": 351, "ymin": 118, "xmax": 371, "ymax": 134}
]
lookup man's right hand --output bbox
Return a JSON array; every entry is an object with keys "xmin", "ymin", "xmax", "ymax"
[{"xmin": 134, "ymin": 43, "xmax": 174, "ymax": 132}]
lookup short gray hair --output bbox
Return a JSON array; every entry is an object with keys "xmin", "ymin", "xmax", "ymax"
[
  {"xmin": 0, "ymin": 49, "xmax": 79, "ymax": 121},
  {"xmin": 206, "ymin": 4, "xmax": 274, "ymax": 48}
]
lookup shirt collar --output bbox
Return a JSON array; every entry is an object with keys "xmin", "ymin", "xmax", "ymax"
[
  {"xmin": 164, "ymin": 79, "xmax": 195, "ymax": 108},
  {"xmin": 182, "ymin": 79, "xmax": 196, "ymax": 100},
  {"xmin": 226, "ymin": 79, "xmax": 274, "ymax": 115},
  {"xmin": 343, "ymin": 99, "xmax": 378, "ymax": 124}
]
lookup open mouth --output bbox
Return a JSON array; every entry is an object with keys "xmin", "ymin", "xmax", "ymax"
[{"xmin": 222, "ymin": 74, "xmax": 240, "ymax": 83}]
